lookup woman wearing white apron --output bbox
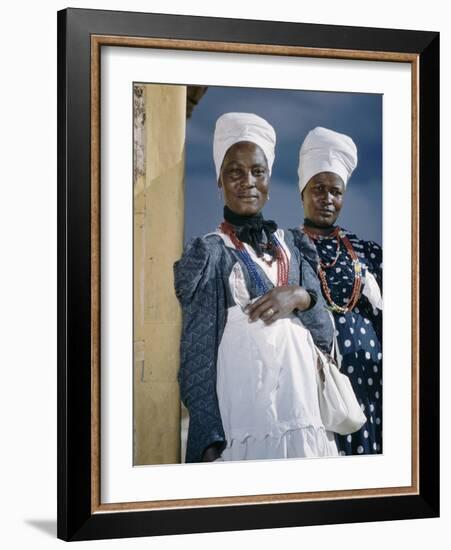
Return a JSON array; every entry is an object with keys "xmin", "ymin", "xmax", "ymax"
[{"xmin": 174, "ymin": 113, "xmax": 338, "ymax": 462}]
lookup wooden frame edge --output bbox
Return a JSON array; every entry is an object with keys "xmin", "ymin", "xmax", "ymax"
[
  {"xmin": 411, "ymin": 55, "xmax": 420, "ymax": 498},
  {"xmin": 91, "ymin": 34, "xmax": 418, "ymax": 62},
  {"xmin": 90, "ymin": 34, "xmax": 420, "ymax": 515},
  {"xmin": 91, "ymin": 34, "xmax": 101, "ymax": 513}
]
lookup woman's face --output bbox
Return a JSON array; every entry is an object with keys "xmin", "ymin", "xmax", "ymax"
[
  {"xmin": 219, "ymin": 141, "xmax": 269, "ymax": 216},
  {"xmin": 302, "ymin": 171, "xmax": 345, "ymax": 227}
]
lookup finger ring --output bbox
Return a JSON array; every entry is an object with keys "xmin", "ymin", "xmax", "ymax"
[{"xmin": 265, "ymin": 308, "xmax": 275, "ymax": 318}]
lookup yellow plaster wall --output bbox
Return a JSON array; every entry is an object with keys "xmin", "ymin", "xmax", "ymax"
[{"xmin": 133, "ymin": 84, "xmax": 186, "ymax": 465}]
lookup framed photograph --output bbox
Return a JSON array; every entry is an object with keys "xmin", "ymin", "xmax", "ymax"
[{"xmin": 57, "ymin": 7, "xmax": 439, "ymax": 541}]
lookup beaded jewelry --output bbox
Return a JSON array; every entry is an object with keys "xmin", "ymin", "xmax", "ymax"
[
  {"xmin": 220, "ymin": 221, "xmax": 289, "ymax": 295},
  {"xmin": 303, "ymin": 225, "xmax": 362, "ymax": 314}
]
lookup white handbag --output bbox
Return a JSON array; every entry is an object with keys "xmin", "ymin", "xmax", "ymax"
[{"xmin": 315, "ymin": 345, "xmax": 367, "ymax": 436}]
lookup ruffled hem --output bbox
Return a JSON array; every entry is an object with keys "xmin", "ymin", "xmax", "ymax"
[
  {"xmin": 224, "ymin": 419, "xmax": 326, "ymax": 444},
  {"xmin": 219, "ymin": 424, "xmax": 338, "ymax": 461}
]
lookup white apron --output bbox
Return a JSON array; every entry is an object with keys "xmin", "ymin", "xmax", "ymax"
[{"xmin": 215, "ymin": 230, "xmax": 338, "ymax": 461}]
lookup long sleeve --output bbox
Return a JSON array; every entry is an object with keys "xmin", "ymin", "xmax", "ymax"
[
  {"xmin": 362, "ymin": 239, "xmax": 383, "ymax": 342},
  {"xmin": 295, "ymin": 257, "xmax": 333, "ymax": 353},
  {"xmin": 363, "ymin": 240, "xmax": 383, "ymax": 292},
  {"xmin": 286, "ymin": 228, "xmax": 333, "ymax": 353},
  {"xmin": 173, "ymin": 237, "xmax": 227, "ymax": 462}
]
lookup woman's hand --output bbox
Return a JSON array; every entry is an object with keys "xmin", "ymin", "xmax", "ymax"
[{"xmin": 245, "ymin": 285, "xmax": 311, "ymax": 324}]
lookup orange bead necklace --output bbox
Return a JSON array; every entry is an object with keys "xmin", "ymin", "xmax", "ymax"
[{"xmin": 302, "ymin": 225, "xmax": 362, "ymax": 314}]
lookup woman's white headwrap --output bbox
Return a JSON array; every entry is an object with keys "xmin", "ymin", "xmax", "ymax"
[
  {"xmin": 298, "ymin": 126, "xmax": 358, "ymax": 193},
  {"xmin": 213, "ymin": 112, "xmax": 276, "ymax": 180}
]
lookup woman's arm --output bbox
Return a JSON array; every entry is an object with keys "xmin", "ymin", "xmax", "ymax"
[
  {"xmin": 246, "ymin": 229, "xmax": 333, "ymax": 353},
  {"xmin": 289, "ymin": 227, "xmax": 334, "ymax": 352},
  {"xmin": 174, "ymin": 237, "xmax": 227, "ymax": 462},
  {"xmin": 364, "ymin": 240, "xmax": 383, "ymax": 291},
  {"xmin": 294, "ymin": 258, "xmax": 333, "ymax": 353},
  {"xmin": 362, "ymin": 239, "xmax": 383, "ymax": 342}
]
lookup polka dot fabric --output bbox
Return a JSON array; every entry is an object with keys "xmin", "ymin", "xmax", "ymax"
[{"xmin": 297, "ymin": 228, "xmax": 383, "ymax": 455}]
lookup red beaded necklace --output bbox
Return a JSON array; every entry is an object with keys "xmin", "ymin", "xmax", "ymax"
[
  {"xmin": 302, "ymin": 225, "xmax": 362, "ymax": 313},
  {"xmin": 220, "ymin": 221, "xmax": 289, "ymax": 286}
]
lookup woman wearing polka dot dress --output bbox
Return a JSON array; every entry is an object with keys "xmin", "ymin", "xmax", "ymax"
[{"xmin": 290, "ymin": 127, "xmax": 383, "ymax": 456}]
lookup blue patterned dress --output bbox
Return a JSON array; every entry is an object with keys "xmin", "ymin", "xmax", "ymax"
[{"xmin": 290, "ymin": 227, "xmax": 383, "ymax": 455}]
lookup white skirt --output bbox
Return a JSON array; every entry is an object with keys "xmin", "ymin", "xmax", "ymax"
[{"xmin": 216, "ymin": 305, "xmax": 338, "ymax": 461}]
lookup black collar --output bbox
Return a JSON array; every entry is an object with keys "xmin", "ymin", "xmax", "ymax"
[{"xmin": 224, "ymin": 206, "xmax": 278, "ymax": 257}]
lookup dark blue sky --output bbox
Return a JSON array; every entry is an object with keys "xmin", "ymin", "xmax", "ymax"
[{"xmin": 184, "ymin": 86, "xmax": 382, "ymax": 244}]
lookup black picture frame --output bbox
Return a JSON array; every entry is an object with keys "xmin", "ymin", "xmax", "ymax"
[{"xmin": 57, "ymin": 7, "xmax": 439, "ymax": 542}]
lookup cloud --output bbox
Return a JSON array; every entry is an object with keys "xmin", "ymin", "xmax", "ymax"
[
  {"xmin": 339, "ymin": 178, "xmax": 382, "ymax": 244},
  {"xmin": 184, "ymin": 86, "xmax": 382, "ymax": 245}
]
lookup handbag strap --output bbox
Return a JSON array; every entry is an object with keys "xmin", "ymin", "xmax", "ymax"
[{"xmin": 327, "ymin": 310, "xmax": 343, "ymax": 370}]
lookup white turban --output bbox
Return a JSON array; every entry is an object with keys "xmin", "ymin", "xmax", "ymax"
[
  {"xmin": 213, "ymin": 112, "xmax": 276, "ymax": 180},
  {"xmin": 298, "ymin": 127, "xmax": 358, "ymax": 193}
]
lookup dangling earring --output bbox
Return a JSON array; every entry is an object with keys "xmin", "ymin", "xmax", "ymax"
[{"xmin": 267, "ymin": 194, "xmax": 270, "ymax": 201}]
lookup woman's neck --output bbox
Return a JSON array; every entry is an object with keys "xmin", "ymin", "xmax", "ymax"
[
  {"xmin": 223, "ymin": 205, "xmax": 263, "ymax": 226},
  {"xmin": 303, "ymin": 217, "xmax": 337, "ymax": 236}
]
